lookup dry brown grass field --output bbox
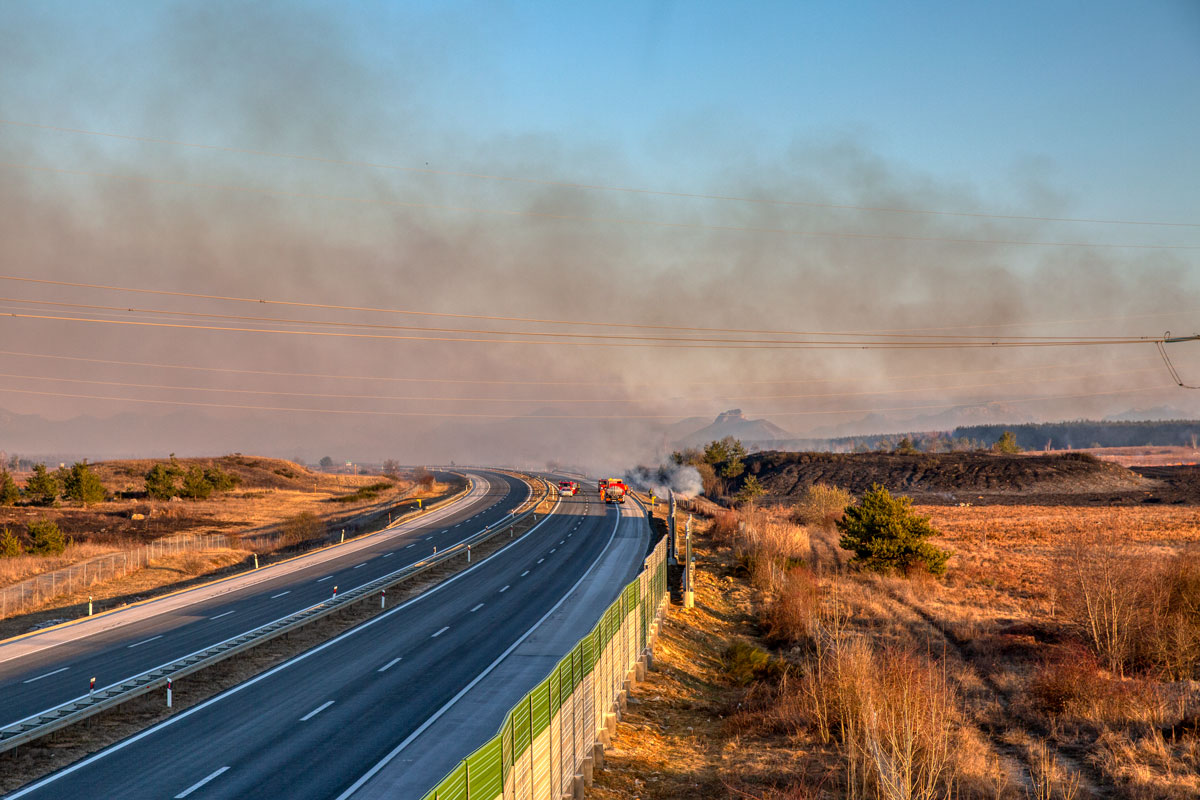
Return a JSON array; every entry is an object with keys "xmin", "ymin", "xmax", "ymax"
[
  {"xmin": 0, "ymin": 456, "xmax": 457, "ymax": 629},
  {"xmin": 595, "ymin": 488, "xmax": 1200, "ymax": 800}
]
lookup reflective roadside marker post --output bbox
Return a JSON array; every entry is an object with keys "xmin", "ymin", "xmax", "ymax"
[
  {"xmin": 380, "ymin": 589, "xmax": 386, "ymax": 609},
  {"xmin": 416, "ymin": 498, "xmax": 422, "ymax": 509},
  {"xmin": 166, "ymin": 679, "xmax": 173, "ymax": 708},
  {"xmin": 467, "ymin": 545, "xmax": 472, "ymax": 563},
  {"xmin": 89, "ymin": 677, "xmax": 95, "ymax": 696},
  {"xmin": 88, "ymin": 595, "xmax": 93, "ymax": 616},
  {"xmin": 253, "ymin": 554, "xmax": 259, "ymax": 570},
  {"xmin": 332, "ymin": 585, "xmax": 338, "ymax": 599},
  {"xmin": 340, "ymin": 530, "xmax": 345, "ymax": 543}
]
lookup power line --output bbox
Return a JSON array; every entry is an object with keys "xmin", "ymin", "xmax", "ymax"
[
  {"xmin": 0, "ymin": 366, "xmax": 1159, "ymax": 405},
  {"xmin": 3, "ymin": 117, "xmax": 1195, "ymax": 229},
  {"xmin": 0, "ymin": 295, "xmax": 1168, "ymax": 345},
  {"xmin": 3, "ymin": 160, "xmax": 1195, "ymax": 251},
  {"xmin": 0, "ymin": 348, "xmax": 1161, "ymax": 389},
  {"xmin": 0, "ymin": 384, "xmax": 1172, "ymax": 419},
  {"xmin": 1, "ymin": 275, "xmax": 1192, "ymax": 341},
  {"xmin": 0, "ymin": 310, "xmax": 1169, "ymax": 349}
]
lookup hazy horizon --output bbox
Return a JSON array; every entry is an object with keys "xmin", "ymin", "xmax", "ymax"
[{"xmin": 2, "ymin": 1, "xmax": 1197, "ymax": 472}]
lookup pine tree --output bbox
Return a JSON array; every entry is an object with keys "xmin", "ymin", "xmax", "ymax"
[
  {"xmin": 24, "ymin": 464, "xmax": 59, "ymax": 506},
  {"xmin": 837, "ymin": 484, "xmax": 950, "ymax": 576},
  {"xmin": 0, "ymin": 527, "xmax": 23, "ymax": 557},
  {"xmin": 0, "ymin": 469, "xmax": 19, "ymax": 506},
  {"xmin": 145, "ymin": 462, "xmax": 182, "ymax": 499},
  {"xmin": 993, "ymin": 430, "xmax": 1023, "ymax": 454},
  {"xmin": 27, "ymin": 520, "xmax": 68, "ymax": 555},
  {"xmin": 179, "ymin": 466, "xmax": 213, "ymax": 500},
  {"xmin": 63, "ymin": 461, "xmax": 106, "ymax": 505},
  {"xmin": 735, "ymin": 474, "xmax": 767, "ymax": 505}
]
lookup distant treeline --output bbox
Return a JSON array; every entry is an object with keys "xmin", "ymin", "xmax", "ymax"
[
  {"xmin": 951, "ymin": 420, "xmax": 1200, "ymax": 451},
  {"xmin": 754, "ymin": 419, "xmax": 1200, "ymax": 454}
]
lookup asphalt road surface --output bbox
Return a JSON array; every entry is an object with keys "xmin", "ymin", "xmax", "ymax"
[
  {"xmin": 8, "ymin": 485, "xmax": 642, "ymax": 800},
  {"xmin": 0, "ymin": 470, "xmax": 526, "ymax": 733}
]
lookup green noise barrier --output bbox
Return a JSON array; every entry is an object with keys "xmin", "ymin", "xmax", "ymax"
[{"xmin": 422, "ymin": 534, "xmax": 668, "ymax": 800}]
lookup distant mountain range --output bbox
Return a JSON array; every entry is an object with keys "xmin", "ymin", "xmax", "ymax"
[{"xmin": 6, "ymin": 401, "xmax": 1200, "ymax": 470}]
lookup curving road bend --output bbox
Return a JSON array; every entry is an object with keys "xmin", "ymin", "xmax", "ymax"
[
  {"xmin": 6, "ymin": 483, "xmax": 648, "ymax": 800},
  {"xmin": 0, "ymin": 470, "xmax": 527, "ymax": 733}
]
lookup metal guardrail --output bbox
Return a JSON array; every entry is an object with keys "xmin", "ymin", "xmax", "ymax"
[
  {"xmin": 0, "ymin": 475, "xmax": 552, "ymax": 754},
  {"xmin": 419, "ymin": 506, "xmax": 669, "ymax": 800}
]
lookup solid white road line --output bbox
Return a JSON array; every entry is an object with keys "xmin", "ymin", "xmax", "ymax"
[
  {"xmin": 300, "ymin": 700, "xmax": 335, "ymax": 721},
  {"xmin": 271, "ymin": 591, "xmax": 291, "ymax": 599},
  {"xmin": 209, "ymin": 610, "xmax": 236, "ymax": 620},
  {"xmin": 378, "ymin": 658, "xmax": 402, "ymax": 673},
  {"xmin": 431, "ymin": 626, "xmax": 449, "ymax": 638},
  {"xmin": 336, "ymin": 500, "xmax": 621, "ymax": 800},
  {"xmin": 174, "ymin": 766, "xmax": 229, "ymax": 798},
  {"xmin": 499, "ymin": 585, "xmax": 509, "ymax": 593},
  {"xmin": 469, "ymin": 603, "xmax": 484, "ymax": 612},
  {"xmin": 4, "ymin": 478, "xmax": 559, "ymax": 800},
  {"xmin": 23, "ymin": 666, "xmax": 69, "ymax": 684},
  {"xmin": 127, "ymin": 635, "xmax": 162, "ymax": 649}
]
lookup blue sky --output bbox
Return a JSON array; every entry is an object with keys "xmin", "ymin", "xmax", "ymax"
[
  {"xmin": 4, "ymin": 1, "xmax": 1197, "ymax": 222},
  {"xmin": 1, "ymin": 1, "xmax": 1199, "ymax": 455}
]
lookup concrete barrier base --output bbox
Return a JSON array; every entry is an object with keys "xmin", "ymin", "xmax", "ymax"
[{"xmin": 593, "ymin": 742, "xmax": 605, "ymax": 769}]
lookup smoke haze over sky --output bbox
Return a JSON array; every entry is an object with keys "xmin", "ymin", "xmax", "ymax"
[{"xmin": 0, "ymin": 1, "xmax": 1198, "ymax": 469}]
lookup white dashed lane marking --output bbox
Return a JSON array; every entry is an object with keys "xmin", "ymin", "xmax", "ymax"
[
  {"xmin": 210, "ymin": 610, "xmax": 236, "ymax": 619},
  {"xmin": 499, "ymin": 585, "xmax": 509, "ymax": 593},
  {"xmin": 271, "ymin": 591, "xmax": 291, "ymax": 599},
  {"xmin": 175, "ymin": 766, "xmax": 229, "ymax": 798},
  {"xmin": 431, "ymin": 626, "xmax": 449, "ymax": 638},
  {"xmin": 128, "ymin": 635, "xmax": 162, "ymax": 649},
  {"xmin": 378, "ymin": 658, "xmax": 402, "ymax": 672},
  {"xmin": 470, "ymin": 603, "xmax": 484, "ymax": 612},
  {"xmin": 317, "ymin": 576, "xmax": 333, "ymax": 582},
  {"xmin": 521, "ymin": 570, "xmax": 530, "ymax": 577},
  {"xmin": 300, "ymin": 700, "xmax": 335, "ymax": 721},
  {"xmin": 23, "ymin": 667, "xmax": 68, "ymax": 684},
  {"xmin": 353, "ymin": 562, "xmax": 367, "ymax": 569},
  {"xmin": 537, "ymin": 558, "xmax": 544, "ymax": 564}
]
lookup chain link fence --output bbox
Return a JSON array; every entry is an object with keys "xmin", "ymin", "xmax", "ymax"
[{"xmin": 0, "ymin": 533, "xmax": 234, "ymax": 619}]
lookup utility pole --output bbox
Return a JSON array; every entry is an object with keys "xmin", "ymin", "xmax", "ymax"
[{"xmin": 683, "ymin": 515, "xmax": 694, "ymax": 609}]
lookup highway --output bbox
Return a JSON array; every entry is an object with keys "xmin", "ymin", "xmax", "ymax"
[
  {"xmin": 7, "ymin": 486, "xmax": 646, "ymax": 800},
  {"xmin": 0, "ymin": 470, "xmax": 528, "ymax": 734}
]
